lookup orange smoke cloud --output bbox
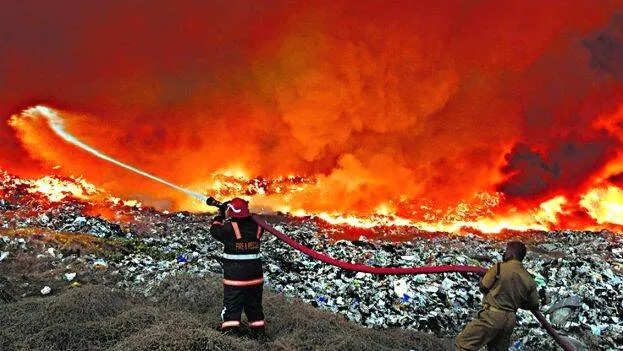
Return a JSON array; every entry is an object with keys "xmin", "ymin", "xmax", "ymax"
[{"xmin": 3, "ymin": 1, "xmax": 623, "ymax": 230}]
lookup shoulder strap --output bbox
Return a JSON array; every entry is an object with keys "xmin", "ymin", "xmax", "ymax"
[
  {"xmin": 483, "ymin": 262, "xmax": 502, "ymax": 291},
  {"xmin": 231, "ymin": 222, "xmax": 242, "ymax": 239}
]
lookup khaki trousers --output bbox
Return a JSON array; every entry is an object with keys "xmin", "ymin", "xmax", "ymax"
[{"xmin": 455, "ymin": 309, "xmax": 516, "ymax": 351}]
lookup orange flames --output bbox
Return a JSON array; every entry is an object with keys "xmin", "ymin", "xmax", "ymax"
[
  {"xmin": 3, "ymin": 2, "xmax": 623, "ymax": 236},
  {"xmin": 25, "ymin": 175, "xmax": 102, "ymax": 203},
  {"xmin": 4, "ymin": 158, "xmax": 623, "ymax": 235},
  {"xmin": 3, "ymin": 126, "xmax": 623, "ymax": 235}
]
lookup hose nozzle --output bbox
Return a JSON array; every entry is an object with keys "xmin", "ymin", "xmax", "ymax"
[
  {"xmin": 206, "ymin": 196, "xmax": 229, "ymax": 211},
  {"xmin": 206, "ymin": 196, "xmax": 222, "ymax": 207}
]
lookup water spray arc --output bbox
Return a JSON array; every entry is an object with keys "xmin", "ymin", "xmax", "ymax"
[{"xmin": 28, "ymin": 106, "xmax": 208, "ymax": 203}]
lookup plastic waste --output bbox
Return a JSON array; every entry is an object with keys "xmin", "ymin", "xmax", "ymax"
[
  {"xmin": 546, "ymin": 295, "xmax": 581, "ymax": 326},
  {"xmin": 509, "ymin": 340, "xmax": 521, "ymax": 350},
  {"xmin": 393, "ymin": 278, "xmax": 409, "ymax": 297},
  {"xmin": 590, "ymin": 325, "xmax": 602, "ymax": 336},
  {"xmin": 92, "ymin": 259, "xmax": 108, "ymax": 269}
]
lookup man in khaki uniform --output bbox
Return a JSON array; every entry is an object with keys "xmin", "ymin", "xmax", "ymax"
[{"xmin": 455, "ymin": 241, "xmax": 541, "ymax": 350}]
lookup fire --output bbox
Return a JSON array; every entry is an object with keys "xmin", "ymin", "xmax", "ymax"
[
  {"xmin": 0, "ymin": 170, "xmax": 147, "ymax": 223},
  {"xmin": 6, "ymin": 101, "xmax": 623, "ymax": 235},
  {"xmin": 0, "ymin": 171, "xmax": 104, "ymax": 203},
  {"xmin": 2, "ymin": 158, "xmax": 623, "ymax": 236},
  {"xmin": 580, "ymin": 186, "xmax": 623, "ymax": 226},
  {"xmin": 26, "ymin": 176, "xmax": 101, "ymax": 202},
  {"xmin": 3, "ymin": 2, "xmax": 623, "ymax": 237},
  {"xmin": 299, "ymin": 195, "xmax": 559, "ymax": 234},
  {"xmin": 197, "ymin": 173, "xmax": 314, "ymax": 198}
]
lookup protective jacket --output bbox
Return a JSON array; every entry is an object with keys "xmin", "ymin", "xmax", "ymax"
[
  {"xmin": 210, "ymin": 215, "xmax": 264, "ymax": 284},
  {"xmin": 480, "ymin": 259, "xmax": 540, "ymax": 312}
]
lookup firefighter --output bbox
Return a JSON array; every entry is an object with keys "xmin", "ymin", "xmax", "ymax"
[
  {"xmin": 455, "ymin": 241, "xmax": 544, "ymax": 350},
  {"xmin": 209, "ymin": 197, "xmax": 266, "ymax": 339}
]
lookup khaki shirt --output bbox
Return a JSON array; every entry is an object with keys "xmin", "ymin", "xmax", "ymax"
[{"xmin": 480, "ymin": 260, "xmax": 539, "ymax": 312}]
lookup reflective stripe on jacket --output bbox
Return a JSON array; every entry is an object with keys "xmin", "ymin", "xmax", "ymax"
[{"xmin": 210, "ymin": 215, "xmax": 264, "ymax": 281}]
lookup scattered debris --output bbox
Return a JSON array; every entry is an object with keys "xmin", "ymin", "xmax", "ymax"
[
  {"xmin": 546, "ymin": 295, "xmax": 582, "ymax": 326},
  {"xmin": 1, "ymin": 171, "xmax": 622, "ymax": 350},
  {"xmin": 93, "ymin": 259, "xmax": 109, "ymax": 270}
]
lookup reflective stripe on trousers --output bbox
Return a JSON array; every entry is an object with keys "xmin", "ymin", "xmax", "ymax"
[
  {"xmin": 249, "ymin": 320, "xmax": 265, "ymax": 328},
  {"xmin": 221, "ymin": 320, "xmax": 241, "ymax": 328},
  {"xmin": 222, "ymin": 277, "xmax": 264, "ymax": 286}
]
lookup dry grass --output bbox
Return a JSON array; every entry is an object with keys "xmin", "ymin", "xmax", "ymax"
[
  {"xmin": 264, "ymin": 292, "xmax": 453, "ymax": 351},
  {"xmin": 0, "ymin": 227, "xmax": 113, "ymax": 257},
  {"xmin": 0, "ymin": 275, "xmax": 453, "ymax": 351},
  {"xmin": 147, "ymin": 274, "xmax": 223, "ymax": 315}
]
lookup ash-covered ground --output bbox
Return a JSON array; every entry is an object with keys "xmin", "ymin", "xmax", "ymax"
[{"xmin": 1, "ymin": 173, "xmax": 622, "ymax": 350}]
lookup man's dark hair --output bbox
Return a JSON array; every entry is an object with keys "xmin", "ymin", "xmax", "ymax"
[{"xmin": 504, "ymin": 241, "xmax": 527, "ymax": 261}]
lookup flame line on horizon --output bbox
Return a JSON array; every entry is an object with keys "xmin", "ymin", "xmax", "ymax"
[
  {"xmin": 29, "ymin": 106, "xmax": 208, "ymax": 202},
  {"xmin": 16, "ymin": 105, "xmax": 618, "ymax": 233}
]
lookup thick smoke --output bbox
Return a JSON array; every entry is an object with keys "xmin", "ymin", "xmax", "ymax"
[
  {"xmin": 497, "ymin": 12, "xmax": 623, "ymax": 204},
  {"xmin": 2, "ymin": 1, "xmax": 623, "ymax": 213},
  {"xmin": 499, "ymin": 136, "xmax": 620, "ymax": 201}
]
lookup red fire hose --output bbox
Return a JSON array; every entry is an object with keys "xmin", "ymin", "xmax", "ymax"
[{"xmin": 253, "ymin": 216, "xmax": 575, "ymax": 351}]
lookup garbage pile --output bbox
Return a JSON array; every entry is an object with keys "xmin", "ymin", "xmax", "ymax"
[
  {"xmin": 1, "ymin": 172, "xmax": 623, "ymax": 350},
  {"xmin": 260, "ymin": 222, "xmax": 623, "ymax": 350}
]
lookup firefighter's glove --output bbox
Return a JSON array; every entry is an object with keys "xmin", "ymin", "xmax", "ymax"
[
  {"xmin": 218, "ymin": 206, "xmax": 227, "ymax": 218},
  {"xmin": 212, "ymin": 215, "xmax": 225, "ymax": 223},
  {"xmin": 218, "ymin": 201, "xmax": 231, "ymax": 217}
]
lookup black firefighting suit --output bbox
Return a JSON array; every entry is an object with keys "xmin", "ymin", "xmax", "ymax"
[{"xmin": 210, "ymin": 214, "xmax": 265, "ymax": 332}]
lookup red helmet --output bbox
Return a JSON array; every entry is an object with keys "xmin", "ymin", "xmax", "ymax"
[{"xmin": 226, "ymin": 197, "xmax": 250, "ymax": 218}]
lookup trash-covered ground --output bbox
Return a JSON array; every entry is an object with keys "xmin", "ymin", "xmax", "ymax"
[{"xmin": 1, "ymin": 172, "xmax": 623, "ymax": 350}]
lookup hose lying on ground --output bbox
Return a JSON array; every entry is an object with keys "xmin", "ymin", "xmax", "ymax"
[{"xmin": 253, "ymin": 215, "xmax": 574, "ymax": 351}]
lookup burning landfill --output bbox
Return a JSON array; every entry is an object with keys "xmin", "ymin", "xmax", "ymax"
[
  {"xmin": 1, "ymin": 171, "xmax": 622, "ymax": 350},
  {"xmin": 3, "ymin": 2, "xmax": 623, "ymax": 350}
]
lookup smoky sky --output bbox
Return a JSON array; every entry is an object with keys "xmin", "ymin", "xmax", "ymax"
[
  {"xmin": 497, "ymin": 12, "xmax": 623, "ymax": 203},
  {"xmin": 2, "ymin": 0, "xmax": 623, "ymax": 211}
]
